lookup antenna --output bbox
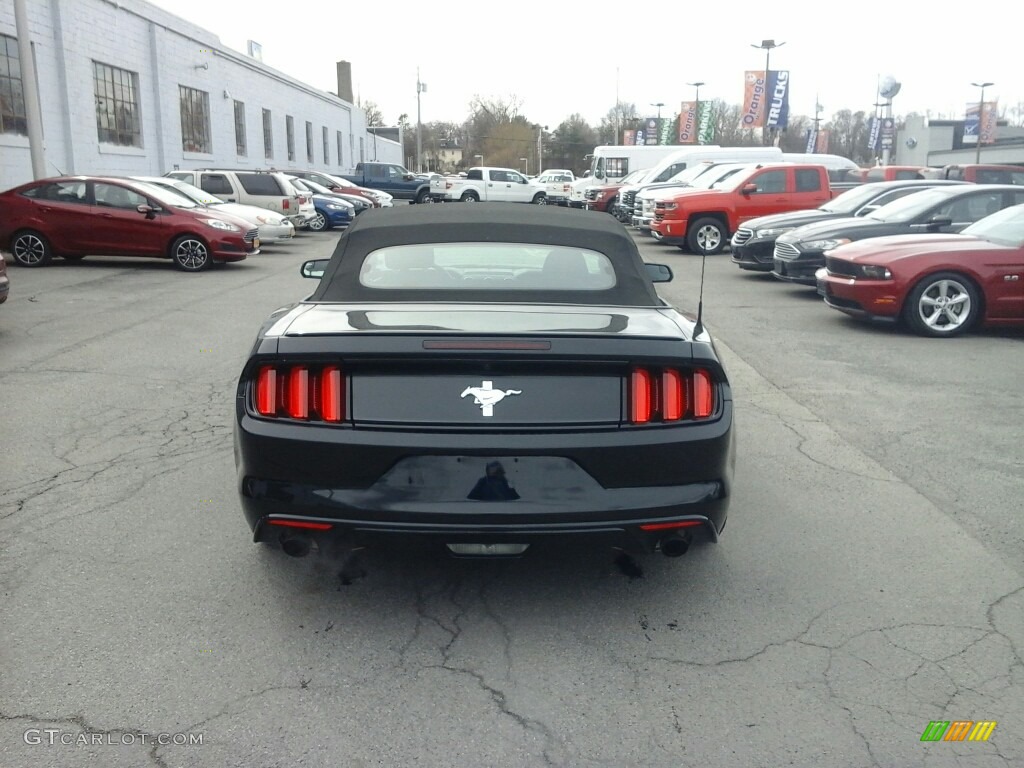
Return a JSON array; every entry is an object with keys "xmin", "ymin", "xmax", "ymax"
[{"xmin": 693, "ymin": 234, "xmax": 709, "ymax": 338}]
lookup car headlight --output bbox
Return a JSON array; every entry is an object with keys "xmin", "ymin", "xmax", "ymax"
[
  {"xmin": 662, "ymin": 202, "xmax": 678, "ymax": 211},
  {"xmin": 756, "ymin": 227, "xmax": 793, "ymax": 238},
  {"xmin": 802, "ymin": 238, "xmax": 850, "ymax": 251},
  {"xmin": 859, "ymin": 264, "xmax": 892, "ymax": 279},
  {"xmin": 326, "ymin": 204, "xmax": 346, "ymax": 210},
  {"xmin": 255, "ymin": 215, "xmax": 283, "ymax": 225},
  {"xmin": 205, "ymin": 219, "xmax": 238, "ymax": 231}
]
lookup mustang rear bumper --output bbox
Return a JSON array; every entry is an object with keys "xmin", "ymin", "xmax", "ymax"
[{"xmin": 234, "ymin": 408, "xmax": 735, "ymax": 553}]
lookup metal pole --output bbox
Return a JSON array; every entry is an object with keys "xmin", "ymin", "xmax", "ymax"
[
  {"xmin": 881, "ymin": 99, "xmax": 893, "ymax": 166},
  {"xmin": 537, "ymin": 126, "xmax": 542, "ymax": 173},
  {"xmin": 975, "ymin": 84, "xmax": 986, "ymax": 164},
  {"xmin": 415, "ymin": 67, "xmax": 422, "ymax": 173},
  {"xmin": 764, "ymin": 48, "xmax": 771, "ymax": 145},
  {"xmin": 14, "ymin": 0, "xmax": 46, "ymax": 179}
]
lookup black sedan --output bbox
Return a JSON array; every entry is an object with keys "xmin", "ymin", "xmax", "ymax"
[
  {"xmin": 772, "ymin": 185, "xmax": 1024, "ymax": 285},
  {"xmin": 730, "ymin": 179, "xmax": 968, "ymax": 271},
  {"xmin": 233, "ymin": 204, "xmax": 735, "ymax": 561}
]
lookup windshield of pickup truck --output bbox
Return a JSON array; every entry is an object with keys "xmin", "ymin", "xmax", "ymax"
[
  {"xmin": 709, "ymin": 167, "xmax": 768, "ymax": 191},
  {"xmin": 694, "ymin": 164, "xmax": 753, "ymax": 189}
]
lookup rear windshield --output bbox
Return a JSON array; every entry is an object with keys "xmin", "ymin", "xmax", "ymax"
[{"xmin": 358, "ymin": 243, "xmax": 616, "ymax": 291}]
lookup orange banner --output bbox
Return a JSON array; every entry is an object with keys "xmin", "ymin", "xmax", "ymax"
[
  {"xmin": 741, "ymin": 71, "xmax": 767, "ymax": 128},
  {"xmin": 678, "ymin": 101, "xmax": 698, "ymax": 144},
  {"xmin": 981, "ymin": 100, "xmax": 998, "ymax": 144},
  {"xmin": 815, "ymin": 129, "xmax": 830, "ymax": 153}
]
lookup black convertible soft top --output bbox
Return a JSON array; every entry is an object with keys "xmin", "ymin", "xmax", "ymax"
[{"xmin": 309, "ymin": 204, "xmax": 662, "ymax": 306}]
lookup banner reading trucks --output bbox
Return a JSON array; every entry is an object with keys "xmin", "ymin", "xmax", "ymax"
[{"xmin": 741, "ymin": 70, "xmax": 790, "ymax": 129}]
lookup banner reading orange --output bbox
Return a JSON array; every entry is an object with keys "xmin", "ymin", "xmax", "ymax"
[
  {"xmin": 678, "ymin": 101, "xmax": 698, "ymax": 144},
  {"xmin": 815, "ymin": 129, "xmax": 830, "ymax": 153},
  {"xmin": 981, "ymin": 100, "xmax": 999, "ymax": 144},
  {"xmin": 741, "ymin": 71, "xmax": 767, "ymax": 128}
]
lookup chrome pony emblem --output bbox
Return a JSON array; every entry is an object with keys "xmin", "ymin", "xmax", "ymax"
[{"xmin": 460, "ymin": 380, "xmax": 522, "ymax": 417}]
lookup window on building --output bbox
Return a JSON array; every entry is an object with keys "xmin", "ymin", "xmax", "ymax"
[
  {"xmin": 336, "ymin": 130, "xmax": 343, "ymax": 167},
  {"xmin": 179, "ymin": 85, "xmax": 211, "ymax": 153},
  {"xmin": 359, "ymin": 137, "xmax": 364, "ymax": 164},
  {"xmin": 233, "ymin": 100, "xmax": 246, "ymax": 157},
  {"xmin": 262, "ymin": 109, "xmax": 273, "ymax": 159},
  {"xmin": 305, "ymin": 120, "xmax": 313, "ymax": 163},
  {"xmin": 0, "ymin": 34, "xmax": 27, "ymax": 135},
  {"xmin": 286, "ymin": 115, "xmax": 295, "ymax": 161},
  {"xmin": 322, "ymin": 126, "xmax": 329, "ymax": 164},
  {"xmin": 350, "ymin": 134, "xmax": 355, "ymax": 168},
  {"xmin": 93, "ymin": 62, "xmax": 142, "ymax": 147}
]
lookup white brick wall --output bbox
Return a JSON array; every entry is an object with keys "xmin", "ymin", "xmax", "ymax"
[{"xmin": 0, "ymin": 0, "xmax": 400, "ymax": 191}]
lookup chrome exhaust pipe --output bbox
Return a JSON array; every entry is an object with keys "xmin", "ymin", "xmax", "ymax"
[
  {"xmin": 280, "ymin": 534, "xmax": 312, "ymax": 558},
  {"xmin": 660, "ymin": 533, "xmax": 691, "ymax": 558}
]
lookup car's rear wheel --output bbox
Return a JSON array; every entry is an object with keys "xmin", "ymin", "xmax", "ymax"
[
  {"xmin": 903, "ymin": 271, "xmax": 980, "ymax": 337},
  {"xmin": 415, "ymin": 189, "xmax": 432, "ymax": 204},
  {"xmin": 461, "ymin": 191, "xmax": 479, "ymax": 202},
  {"xmin": 307, "ymin": 212, "xmax": 330, "ymax": 232},
  {"xmin": 170, "ymin": 235, "xmax": 212, "ymax": 272},
  {"xmin": 532, "ymin": 193, "xmax": 547, "ymax": 205},
  {"xmin": 686, "ymin": 218, "xmax": 727, "ymax": 255},
  {"xmin": 11, "ymin": 230, "xmax": 53, "ymax": 267}
]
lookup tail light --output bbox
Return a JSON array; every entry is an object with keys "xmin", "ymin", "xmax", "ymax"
[
  {"xmin": 254, "ymin": 363, "xmax": 345, "ymax": 422},
  {"xmin": 629, "ymin": 367, "xmax": 715, "ymax": 424},
  {"xmin": 282, "ymin": 198, "xmax": 291, "ymax": 210}
]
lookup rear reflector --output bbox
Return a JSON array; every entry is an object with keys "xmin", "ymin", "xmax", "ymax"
[
  {"xmin": 629, "ymin": 367, "xmax": 715, "ymax": 424},
  {"xmin": 639, "ymin": 520, "xmax": 704, "ymax": 531},
  {"xmin": 254, "ymin": 363, "xmax": 345, "ymax": 422},
  {"xmin": 267, "ymin": 519, "xmax": 333, "ymax": 531}
]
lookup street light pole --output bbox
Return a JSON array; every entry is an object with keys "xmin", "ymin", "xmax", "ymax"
[
  {"xmin": 687, "ymin": 81, "xmax": 704, "ymax": 143},
  {"xmin": 971, "ymin": 81, "xmax": 994, "ymax": 164},
  {"xmin": 416, "ymin": 68, "xmax": 427, "ymax": 173},
  {"xmin": 751, "ymin": 39, "xmax": 785, "ymax": 146}
]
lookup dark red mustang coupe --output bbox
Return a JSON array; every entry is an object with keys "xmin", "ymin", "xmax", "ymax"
[{"xmin": 818, "ymin": 203, "xmax": 1024, "ymax": 336}]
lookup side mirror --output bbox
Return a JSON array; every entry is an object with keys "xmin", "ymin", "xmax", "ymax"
[
  {"xmin": 404, "ymin": 173, "xmax": 415, "ymax": 180},
  {"xmin": 137, "ymin": 204, "xmax": 156, "ymax": 215},
  {"xmin": 857, "ymin": 204, "xmax": 880, "ymax": 216},
  {"xmin": 301, "ymin": 259, "xmax": 329, "ymax": 279},
  {"xmin": 741, "ymin": 183, "xmax": 758, "ymax": 194},
  {"xmin": 644, "ymin": 263, "xmax": 673, "ymax": 283}
]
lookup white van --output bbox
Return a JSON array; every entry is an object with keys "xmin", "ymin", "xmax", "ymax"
[
  {"xmin": 615, "ymin": 146, "xmax": 785, "ymax": 223},
  {"xmin": 568, "ymin": 145, "xmax": 705, "ymax": 206}
]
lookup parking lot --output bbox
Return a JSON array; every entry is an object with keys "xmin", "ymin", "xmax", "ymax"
[{"xmin": 1, "ymin": 227, "xmax": 1022, "ymax": 767}]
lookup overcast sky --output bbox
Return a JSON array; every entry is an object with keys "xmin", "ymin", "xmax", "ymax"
[{"xmin": 148, "ymin": 0, "xmax": 1020, "ymax": 129}]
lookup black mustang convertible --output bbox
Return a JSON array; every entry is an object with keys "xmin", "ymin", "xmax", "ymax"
[{"xmin": 234, "ymin": 204, "xmax": 735, "ymax": 560}]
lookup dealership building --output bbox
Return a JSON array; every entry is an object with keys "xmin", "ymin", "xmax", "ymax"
[
  {"xmin": 896, "ymin": 115, "xmax": 1024, "ymax": 167},
  {"xmin": 0, "ymin": 0, "xmax": 399, "ymax": 191}
]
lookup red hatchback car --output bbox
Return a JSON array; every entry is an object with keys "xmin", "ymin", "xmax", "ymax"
[
  {"xmin": 0, "ymin": 176, "xmax": 259, "ymax": 272},
  {"xmin": 818, "ymin": 203, "xmax": 1024, "ymax": 337}
]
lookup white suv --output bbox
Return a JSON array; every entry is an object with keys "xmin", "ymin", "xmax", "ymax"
[{"xmin": 164, "ymin": 169, "xmax": 315, "ymax": 227}]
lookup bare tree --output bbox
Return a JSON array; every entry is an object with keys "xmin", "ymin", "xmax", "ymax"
[
  {"xmin": 359, "ymin": 99, "xmax": 384, "ymax": 127},
  {"xmin": 598, "ymin": 102, "xmax": 638, "ymax": 144}
]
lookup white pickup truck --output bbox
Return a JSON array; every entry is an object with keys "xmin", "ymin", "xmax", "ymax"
[
  {"xmin": 534, "ymin": 169, "xmax": 576, "ymax": 205},
  {"xmin": 430, "ymin": 167, "xmax": 548, "ymax": 203}
]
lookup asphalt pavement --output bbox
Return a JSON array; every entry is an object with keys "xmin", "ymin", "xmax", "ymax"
[{"xmin": 1, "ymin": 225, "xmax": 1021, "ymax": 768}]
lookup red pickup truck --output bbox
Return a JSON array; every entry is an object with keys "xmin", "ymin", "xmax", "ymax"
[{"xmin": 649, "ymin": 164, "xmax": 834, "ymax": 253}]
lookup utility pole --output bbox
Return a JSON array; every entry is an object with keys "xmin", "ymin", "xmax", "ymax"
[
  {"xmin": 14, "ymin": 0, "xmax": 46, "ymax": 179},
  {"xmin": 416, "ymin": 68, "xmax": 426, "ymax": 173}
]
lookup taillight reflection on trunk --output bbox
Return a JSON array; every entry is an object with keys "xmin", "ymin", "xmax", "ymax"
[
  {"xmin": 630, "ymin": 367, "xmax": 714, "ymax": 424},
  {"xmin": 254, "ymin": 364, "xmax": 345, "ymax": 422}
]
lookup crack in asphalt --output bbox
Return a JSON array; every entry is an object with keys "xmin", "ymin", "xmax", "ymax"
[
  {"xmin": 639, "ymin": 588, "xmax": 1024, "ymax": 768},
  {"xmin": 0, "ymin": 709, "xmax": 171, "ymax": 767},
  {"xmin": 401, "ymin": 574, "xmax": 565, "ymax": 766}
]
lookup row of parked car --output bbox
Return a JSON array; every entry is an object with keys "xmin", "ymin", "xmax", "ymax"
[
  {"xmin": 602, "ymin": 160, "xmax": 1024, "ymax": 337},
  {"xmin": 0, "ymin": 168, "xmax": 400, "ymax": 283}
]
